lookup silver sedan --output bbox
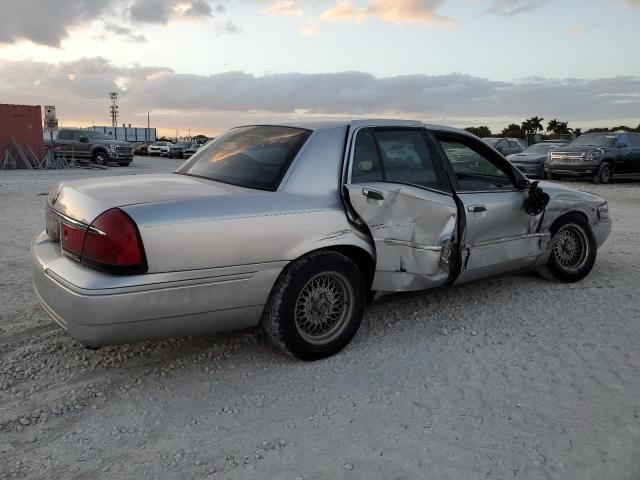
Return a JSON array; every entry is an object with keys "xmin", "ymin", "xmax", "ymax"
[{"xmin": 32, "ymin": 120, "xmax": 611, "ymax": 360}]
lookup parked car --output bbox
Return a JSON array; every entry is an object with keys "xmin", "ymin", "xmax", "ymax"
[
  {"xmin": 147, "ymin": 141, "xmax": 173, "ymax": 157},
  {"xmin": 507, "ymin": 140, "xmax": 570, "ymax": 178},
  {"xmin": 52, "ymin": 128, "xmax": 133, "ymax": 166},
  {"xmin": 183, "ymin": 143, "xmax": 200, "ymax": 159},
  {"xmin": 133, "ymin": 142, "xmax": 149, "ymax": 156},
  {"xmin": 33, "ymin": 120, "xmax": 611, "ymax": 360},
  {"xmin": 482, "ymin": 137, "xmax": 527, "ymax": 156},
  {"xmin": 545, "ymin": 132, "xmax": 640, "ymax": 183},
  {"xmin": 168, "ymin": 142, "xmax": 192, "ymax": 159}
]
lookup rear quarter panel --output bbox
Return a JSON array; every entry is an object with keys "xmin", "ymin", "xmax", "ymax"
[{"xmin": 122, "ymin": 125, "xmax": 373, "ymax": 274}]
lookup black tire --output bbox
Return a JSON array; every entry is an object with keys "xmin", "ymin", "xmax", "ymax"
[
  {"xmin": 93, "ymin": 150, "xmax": 108, "ymax": 167},
  {"xmin": 539, "ymin": 213, "xmax": 597, "ymax": 283},
  {"xmin": 593, "ymin": 162, "xmax": 612, "ymax": 184},
  {"xmin": 544, "ymin": 171, "xmax": 558, "ymax": 180},
  {"xmin": 262, "ymin": 250, "xmax": 366, "ymax": 361}
]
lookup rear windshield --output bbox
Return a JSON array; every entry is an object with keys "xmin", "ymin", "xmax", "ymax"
[{"xmin": 177, "ymin": 125, "xmax": 311, "ymax": 191}]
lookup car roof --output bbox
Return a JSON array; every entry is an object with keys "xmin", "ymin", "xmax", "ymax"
[{"xmin": 235, "ymin": 119, "xmax": 472, "ymax": 137}]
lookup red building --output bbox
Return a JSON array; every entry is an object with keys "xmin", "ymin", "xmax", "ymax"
[{"xmin": 0, "ymin": 104, "xmax": 44, "ymax": 158}]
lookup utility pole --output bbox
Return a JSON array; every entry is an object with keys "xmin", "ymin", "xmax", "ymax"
[{"xmin": 109, "ymin": 92, "xmax": 119, "ymax": 127}]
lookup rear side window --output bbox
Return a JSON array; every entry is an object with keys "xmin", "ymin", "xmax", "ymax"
[
  {"xmin": 351, "ymin": 129, "xmax": 383, "ymax": 183},
  {"xmin": 351, "ymin": 128, "xmax": 441, "ymax": 190},
  {"xmin": 57, "ymin": 131, "xmax": 72, "ymax": 140},
  {"xmin": 178, "ymin": 126, "xmax": 311, "ymax": 191},
  {"xmin": 630, "ymin": 133, "xmax": 640, "ymax": 147}
]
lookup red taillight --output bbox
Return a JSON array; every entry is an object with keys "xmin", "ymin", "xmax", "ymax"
[
  {"xmin": 81, "ymin": 209, "xmax": 147, "ymax": 273},
  {"xmin": 61, "ymin": 223, "xmax": 86, "ymax": 257}
]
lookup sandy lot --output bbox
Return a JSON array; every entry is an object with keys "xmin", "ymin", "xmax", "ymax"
[{"xmin": 1, "ymin": 157, "xmax": 639, "ymax": 479}]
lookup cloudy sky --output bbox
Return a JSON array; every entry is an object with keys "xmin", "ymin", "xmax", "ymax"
[{"xmin": 1, "ymin": 0, "xmax": 639, "ymax": 136}]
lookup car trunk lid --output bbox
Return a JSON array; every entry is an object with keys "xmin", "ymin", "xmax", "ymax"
[{"xmin": 48, "ymin": 173, "xmax": 254, "ymax": 226}]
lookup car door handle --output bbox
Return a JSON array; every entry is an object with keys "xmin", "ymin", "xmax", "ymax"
[
  {"xmin": 468, "ymin": 205, "xmax": 487, "ymax": 213},
  {"xmin": 362, "ymin": 188, "xmax": 385, "ymax": 201}
]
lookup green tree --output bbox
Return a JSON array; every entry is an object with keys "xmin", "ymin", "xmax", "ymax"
[
  {"xmin": 502, "ymin": 123, "xmax": 524, "ymax": 138},
  {"xmin": 464, "ymin": 126, "xmax": 492, "ymax": 138},
  {"xmin": 546, "ymin": 118, "xmax": 571, "ymax": 138},
  {"xmin": 573, "ymin": 127, "xmax": 582, "ymax": 137}
]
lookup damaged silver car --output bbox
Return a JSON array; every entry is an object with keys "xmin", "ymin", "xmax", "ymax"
[{"xmin": 32, "ymin": 120, "xmax": 611, "ymax": 360}]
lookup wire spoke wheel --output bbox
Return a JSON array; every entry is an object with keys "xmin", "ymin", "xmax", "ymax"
[
  {"xmin": 294, "ymin": 271, "xmax": 354, "ymax": 346},
  {"xmin": 553, "ymin": 223, "xmax": 590, "ymax": 273}
]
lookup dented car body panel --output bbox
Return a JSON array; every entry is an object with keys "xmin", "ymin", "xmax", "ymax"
[{"xmin": 32, "ymin": 119, "xmax": 611, "ymax": 346}]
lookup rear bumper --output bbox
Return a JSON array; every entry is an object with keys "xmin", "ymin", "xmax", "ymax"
[{"xmin": 32, "ymin": 232, "xmax": 283, "ymax": 346}]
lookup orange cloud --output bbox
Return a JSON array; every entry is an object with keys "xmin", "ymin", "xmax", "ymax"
[
  {"xmin": 321, "ymin": 1, "xmax": 369, "ymax": 22},
  {"xmin": 264, "ymin": 0, "xmax": 302, "ymax": 16},
  {"xmin": 321, "ymin": 0, "xmax": 454, "ymax": 27}
]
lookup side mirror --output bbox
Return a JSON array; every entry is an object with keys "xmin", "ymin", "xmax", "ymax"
[
  {"xmin": 79, "ymin": 136, "xmax": 88, "ymax": 143},
  {"xmin": 496, "ymin": 146, "xmax": 504, "ymax": 152}
]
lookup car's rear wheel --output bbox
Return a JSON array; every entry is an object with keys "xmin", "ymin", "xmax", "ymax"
[
  {"xmin": 593, "ymin": 162, "xmax": 612, "ymax": 184},
  {"xmin": 262, "ymin": 250, "xmax": 366, "ymax": 360},
  {"xmin": 93, "ymin": 151, "xmax": 108, "ymax": 167},
  {"xmin": 538, "ymin": 213, "xmax": 597, "ymax": 282}
]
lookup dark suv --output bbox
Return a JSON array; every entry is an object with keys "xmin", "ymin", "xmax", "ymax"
[
  {"xmin": 54, "ymin": 129, "xmax": 134, "ymax": 166},
  {"xmin": 545, "ymin": 132, "xmax": 640, "ymax": 183}
]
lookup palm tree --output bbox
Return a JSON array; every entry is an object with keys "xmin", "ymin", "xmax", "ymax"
[
  {"xmin": 529, "ymin": 116, "xmax": 544, "ymax": 133},
  {"xmin": 547, "ymin": 119, "xmax": 559, "ymax": 134}
]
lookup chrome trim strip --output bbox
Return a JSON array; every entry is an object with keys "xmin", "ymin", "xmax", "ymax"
[
  {"xmin": 48, "ymin": 207, "xmax": 87, "ymax": 229},
  {"xmin": 382, "ymin": 238, "xmax": 443, "ymax": 251},
  {"xmin": 466, "ymin": 233, "xmax": 550, "ymax": 249}
]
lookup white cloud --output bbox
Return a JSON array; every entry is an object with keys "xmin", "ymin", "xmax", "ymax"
[
  {"xmin": 2, "ymin": 57, "xmax": 638, "ymax": 132},
  {"xmin": 104, "ymin": 22, "xmax": 148, "ymax": 42},
  {"xmin": 483, "ymin": 0, "xmax": 548, "ymax": 16}
]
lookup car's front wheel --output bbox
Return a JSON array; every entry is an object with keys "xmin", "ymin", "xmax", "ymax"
[
  {"xmin": 539, "ymin": 213, "xmax": 597, "ymax": 282},
  {"xmin": 593, "ymin": 162, "xmax": 612, "ymax": 184},
  {"xmin": 262, "ymin": 250, "xmax": 366, "ymax": 360},
  {"xmin": 93, "ymin": 151, "xmax": 108, "ymax": 167}
]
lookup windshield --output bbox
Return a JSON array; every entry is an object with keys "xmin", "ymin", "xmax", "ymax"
[
  {"xmin": 177, "ymin": 125, "xmax": 311, "ymax": 191},
  {"xmin": 482, "ymin": 138, "xmax": 500, "ymax": 147},
  {"xmin": 571, "ymin": 134, "xmax": 616, "ymax": 147},
  {"xmin": 524, "ymin": 143, "xmax": 562, "ymax": 154},
  {"xmin": 85, "ymin": 131, "xmax": 112, "ymax": 140}
]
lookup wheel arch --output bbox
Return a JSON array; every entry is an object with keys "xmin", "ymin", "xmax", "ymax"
[
  {"xmin": 548, "ymin": 210, "xmax": 590, "ymax": 235},
  {"xmin": 92, "ymin": 147, "xmax": 108, "ymax": 158}
]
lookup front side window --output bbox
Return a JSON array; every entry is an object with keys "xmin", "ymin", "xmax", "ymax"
[
  {"xmin": 178, "ymin": 125, "xmax": 311, "ymax": 191},
  {"xmin": 351, "ymin": 128, "xmax": 441, "ymax": 190},
  {"xmin": 86, "ymin": 131, "xmax": 111, "ymax": 140},
  {"xmin": 437, "ymin": 137, "xmax": 514, "ymax": 191}
]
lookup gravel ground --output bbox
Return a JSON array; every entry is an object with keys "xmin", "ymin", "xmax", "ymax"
[{"xmin": 1, "ymin": 157, "xmax": 639, "ymax": 479}]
